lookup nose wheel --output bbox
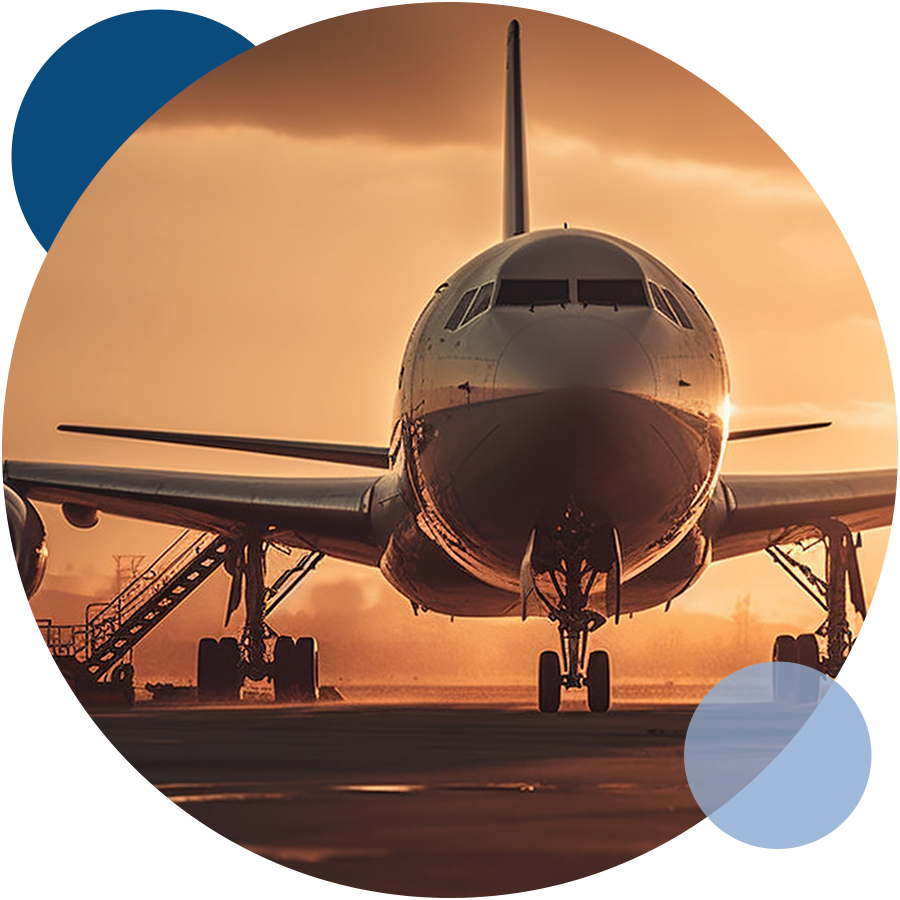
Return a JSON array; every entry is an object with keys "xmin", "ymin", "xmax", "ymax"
[
  {"xmin": 538, "ymin": 650, "xmax": 562, "ymax": 712},
  {"xmin": 537, "ymin": 648, "xmax": 610, "ymax": 713},
  {"xmin": 585, "ymin": 649, "xmax": 610, "ymax": 712},
  {"xmin": 524, "ymin": 502, "xmax": 618, "ymax": 713}
]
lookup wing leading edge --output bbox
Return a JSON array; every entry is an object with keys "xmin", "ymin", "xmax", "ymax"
[
  {"xmin": 4, "ymin": 460, "xmax": 386, "ymax": 566},
  {"xmin": 711, "ymin": 468, "xmax": 896, "ymax": 561},
  {"xmin": 6, "ymin": 460, "xmax": 896, "ymax": 577}
]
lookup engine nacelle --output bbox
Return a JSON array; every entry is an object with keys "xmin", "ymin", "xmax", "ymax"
[
  {"xmin": 618, "ymin": 525, "xmax": 711, "ymax": 615},
  {"xmin": 4, "ymin": 484, "xmax": 48, "ymax": 598},
  {"xmin": 62, "ymin": 502, "xmax": 99, "ymax": 529}
]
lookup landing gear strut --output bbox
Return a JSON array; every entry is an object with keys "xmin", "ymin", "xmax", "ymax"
[
  {"xmin": 197, "ymin": 535, "xmax": 324, "ymax": 703},
  {"xmin": 767, "ymin": 518, "xmax": 866, "ymax": 687},
  {"xmin": 524, "ymin": 502, "xmax": 618, "ymax": 713}
]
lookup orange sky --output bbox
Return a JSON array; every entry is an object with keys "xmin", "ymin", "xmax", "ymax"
[{"xmin": 4, "ymin": 4, "xmax": 895, "ymax": 682}]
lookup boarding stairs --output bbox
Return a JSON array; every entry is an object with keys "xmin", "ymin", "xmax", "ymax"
[
  {"xmin": 263, "ymin": 546, "xmax": 325, "ymax": 617},
  {"xmin": 38, "ymin": 530, "xmax": 326, "ymax": 706},
  {"xmin": 38, "ymin": 530, "xmax": 233, "ymax": 688}
]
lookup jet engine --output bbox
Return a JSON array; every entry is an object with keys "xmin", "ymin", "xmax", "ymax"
[
  {"xmin": 62, "ymin": 502, "xmax": 99, "ymax": 529},
  {"xmin": 618, "ymin": 525, "xmax": 711, "ymax": 615},
  {"xmin": 4, "ymin": 484, "xmax": 48, "ymax": 598}
]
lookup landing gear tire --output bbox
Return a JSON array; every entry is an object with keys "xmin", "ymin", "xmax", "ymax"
[
  {"xmin": 296, "ymin": 636, "xmax": 319, "ymax": 703},
  {"xmin": 197, "ymin": 637, "xmax": 220, "ymax": 703},
  {"xmin": 197, "ymin": 637, "xmax": 242, "ymax": 702},
  {"xmin": 273, "ymin": 635, "xmax": 299, "ymax": 702},
  {"xmin": 586, "ymin": 650, "xmax": 610, "ymax": 713},
  {"xmin": 772, "ymin": 634, "xmax": 798, "ymax": 702},
  {"xmin": 794, "ymin": 633, "xmax": 821, "ymax": 703},
  {"xmin": 218, "ymin": 637, "xmax": 243, "ymax": 702},
  {"xmin": 795, "ymin": 633, "xmax": 819, "ymax": 669},
  {"xmin": 538, "ymin": 650, "xmax": 562, "ymax": 713},
  {"xmin": 773, "ymin": 634, "xmax": 797, "ymax": 663}
]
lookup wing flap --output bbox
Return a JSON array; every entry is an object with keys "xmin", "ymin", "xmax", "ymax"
[
  {"xmin": 4, "ymin": 460, "xmax": 384, "ymax": 565},
  {"xmin": 712, "ymin": 468, "xmax": 896, "ymax": 561}
]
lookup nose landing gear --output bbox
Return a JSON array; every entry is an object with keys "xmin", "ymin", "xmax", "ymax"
[
  {"xmin": 537, "ymin": 644, "xmax": 610, "ymax": 713},
  {"xmin": 524, "ymin": 503, "xmax": 618, "ymax": 713}
]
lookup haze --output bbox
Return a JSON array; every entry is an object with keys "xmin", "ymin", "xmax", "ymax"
[{"xmin": 5, "ymin": 4, "xmax": 894, "ymax": 685}]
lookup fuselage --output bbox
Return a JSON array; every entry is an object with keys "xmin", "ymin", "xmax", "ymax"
[{"xmin": 377, "ymin": 228, "xmax": 730, "ymax": 616}]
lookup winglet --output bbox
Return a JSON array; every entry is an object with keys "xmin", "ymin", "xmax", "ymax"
[{"xmin": 503, "ymin": 20, "xmax": 529, "ymax": 239}]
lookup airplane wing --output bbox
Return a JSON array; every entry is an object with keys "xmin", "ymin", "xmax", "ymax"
[
  {"xmin": 3, "ymin": 460, "xmax": 386, "ymax": 566},
  {"xmin": 711, "ymin": 468, "xmax": 896, "ymax": 561},
  {"xmin": 56, "ymin": 424, "xmax": 390, "ymax": 468}
]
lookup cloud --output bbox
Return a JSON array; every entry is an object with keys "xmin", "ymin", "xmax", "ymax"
[
  {"xmin": 144, "ymin": 4, "xmax": 793, "ymax": 173},
  {"xmin": 731, "ymin": 400, "xmax": 896, "ymax": 428},
  {"xmin": 611, "ymin": 153, "xmax": 819, "ymax": 206}
]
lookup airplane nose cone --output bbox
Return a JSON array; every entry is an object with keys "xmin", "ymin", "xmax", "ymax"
[{"xmin": 494, "ymin": 315, "xmax": 656, "ymax": 398}]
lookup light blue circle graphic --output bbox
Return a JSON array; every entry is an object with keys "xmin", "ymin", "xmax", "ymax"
[
  {"xmin": 12, "ymin": 11, "xmax": 253, "ymax": 251},
  {"xmin": 684, "ymin": 663, "xmax": 870, "ymax": 848}
]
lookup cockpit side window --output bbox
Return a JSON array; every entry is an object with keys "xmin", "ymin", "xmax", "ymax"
[
  {"xmin": 648, "ymin": 282, "xmax": 679, "ymax": 324},
  {"xmin": 577, "ymin": 279, "xmax": 648, "ymax": 307},
  {"xmin": 495, "ymin": 279, "xmax": 569, "ymax": 308},
  {"xmin": 682, "ymin": 281, "xmax": 714, "ymax": 322},
  {"xmin": 662, "ymin": 287, "xmax": 693, "ymax": 329},
  {"xmin": 445, "ymin": 288, "xmax": 477, "ymax": 331},
  {"xmin": 460, "ymin": 281, "xmax": 495, "ymax": 325}
]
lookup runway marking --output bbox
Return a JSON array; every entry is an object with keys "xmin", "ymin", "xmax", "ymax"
[
  {"xmin": 167, "ymin": 792, "xmax": 290, "ymax": 804},
  {"xmin": 159, "ymin": 780, "xmax": 673, "ymax": 803},
  {"xmin": 244, "ymin": 845, "xmax": 389, "ymax": 864},
  {"xmin": 331, "ymin": 784, "xmax": 425, "ymax": 794},
  {"xmin": 442, "ymin": 782, "xmax": 543, "ymax": 792},
  {"xmin": 334, "ymin": 782, "xmax": 549, "ymax": 793}
]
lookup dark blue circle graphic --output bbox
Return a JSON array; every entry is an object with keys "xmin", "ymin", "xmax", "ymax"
[
  {"xmin": 684, "ymin": 663, "xmax": 870, "ymax": 848},
  {"xmin": 12, "ymin": 10, "xmax": 253, "ymax": 251}
]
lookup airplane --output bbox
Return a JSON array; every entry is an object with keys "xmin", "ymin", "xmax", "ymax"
[{"xmin": 4, "ymin": 20, "xmax": 895, "ymax": 712}]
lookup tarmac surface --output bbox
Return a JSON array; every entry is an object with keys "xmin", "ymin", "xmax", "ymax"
[{"xmin": 92, "ymin": 686, "xmax": 707, "ymax": 897}]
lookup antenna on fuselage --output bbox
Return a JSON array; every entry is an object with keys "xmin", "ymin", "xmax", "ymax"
[{"xmin": 503, "ymin": 20, "xmax": 529, "ymax": 239}]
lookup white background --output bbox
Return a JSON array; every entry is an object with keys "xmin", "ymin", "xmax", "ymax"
[{"xmin": 2, "ymin": 2, "xmax": 897, "ymax": 897}]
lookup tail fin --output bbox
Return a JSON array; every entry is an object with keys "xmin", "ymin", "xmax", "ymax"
[{"xmin": 503, "ymin": 20, "xmax": 529, "ymax": 239}]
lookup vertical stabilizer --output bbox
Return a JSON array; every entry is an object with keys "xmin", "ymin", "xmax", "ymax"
[{"xmin": 503, "ymin": 20, "xmax": 529, "ymax": 239}]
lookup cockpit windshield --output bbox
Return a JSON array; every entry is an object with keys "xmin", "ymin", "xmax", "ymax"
[
  {"xmin": 577, "ymin": 280, "xmax": 648, "ymax": 307},
  {"xmin": 496, "ymin": 279, "xmax": 569, "ymax": 307},
  {"xmin": 649, "ymin": 281, "xmax": 693, "ymax": 329},
  {"xmin": 495, "ymin": 278, "xmax": 650, "ymax": 309},
  {"xmin": 445, "ymin": 288, "xmax": 477, "ymax": 330},
  {"xmin": 460, "ymin": 282, "xmax": 495, "ymax": 325},
  {"xmin": 661, "ymin": 287, "xmax": 693, "ymax": 329}
]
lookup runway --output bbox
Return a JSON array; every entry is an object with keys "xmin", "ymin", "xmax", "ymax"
[{"xmin": 93, "ymin": 687, "xmax": 706, "ymax": 896}]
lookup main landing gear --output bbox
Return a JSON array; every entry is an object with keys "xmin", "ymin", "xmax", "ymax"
[
  {"xmin": 196, "ymin": 635, "xmax": 318, "ymax": 703},
  {"xmin": 523, "ymin": 503, "xmax": 619, "ymax": 713},
  {"xmin": 196, "ymin": 535, "xmax": 324, "ymax": 703},
  {"xmin": 767, "ymin": 519, "xmax": 866, "ymax": 700}
]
